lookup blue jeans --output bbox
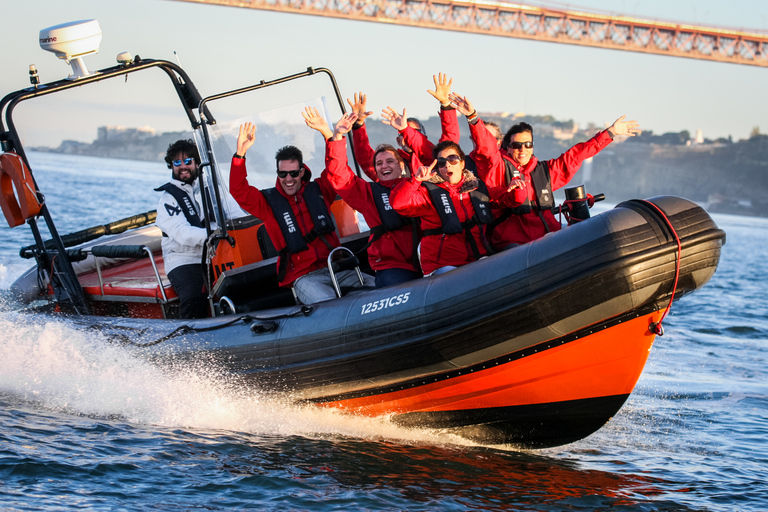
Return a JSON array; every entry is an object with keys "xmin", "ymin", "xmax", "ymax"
[
  {"xmin": 374, "ymin": 268, "xmax": 422, "ymax": 288},
  {"xmin": 292, "ymin": 267, "xmax": 375, "ymax": 304}
]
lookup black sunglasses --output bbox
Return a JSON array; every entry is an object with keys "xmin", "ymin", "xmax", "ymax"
[
  {"xmin": 277, "ymin": 170, "xmax": 301, "ymax": 179},
  {"xmin": 172, "ymin": 158, "xmax": 194, "ymax": 167},
  {"xmin": 436, "ymin": 154, "xmax": 462, "ymax": 168},
  {"xmin": 509, "ymin": 141, "xmax": 534, "ymax": 150}
]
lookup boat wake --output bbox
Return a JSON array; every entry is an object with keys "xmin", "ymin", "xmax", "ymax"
[{"xmin": 0, "ymin": 315, "xmax": 479, "ymax": 448}]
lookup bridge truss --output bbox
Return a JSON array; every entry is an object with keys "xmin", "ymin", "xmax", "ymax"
[{"xmin": 174, "ymin": 0, "xmax": 768, "ymax": 67}]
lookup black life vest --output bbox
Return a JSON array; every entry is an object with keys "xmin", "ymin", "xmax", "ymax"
[
  {"xmin": 155, "ymin": 182, "xmax": 204, "ymax": 230},
  {"xmin": 421, "ymin": 180, "xmax": 494, "ymax": 259},
  {"xmin": 261, "ymin": 181, "xmax": 336, "ymax": 281},
  {"xmin": 502, "ymin": 159, "xmax": 554, "ymax": 214},
  {"xmin": 370, "ymin": 182, "xmax": 408, "ymax": 232},
  {"xmin": 365, "ymin": 182, "xmax": 420, "ymax": 270},
  {"xmin": 496, "ymin": 159, "xmax": 555, "ymax": 233},
  {"xmin": 422, "ymin": 181, "xmax": 493, "ymax": 234}
]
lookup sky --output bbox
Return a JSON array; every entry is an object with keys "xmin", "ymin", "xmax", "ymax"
[{"xmin": 2, "ymin": 0, "xmax": 767, "ymax": 148}]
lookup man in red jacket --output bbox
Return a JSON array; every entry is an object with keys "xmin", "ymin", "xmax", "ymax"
[
  {"xmin": 303, "ymin": 107, "xmax": 421, "ymax": 287},
  {"xmin": 228, "ymin": 122, "xmax": 374, "ymax": 304},
  {"xmin": 450, "ymin": 93, "xmax": 640, "ymax": 249}
]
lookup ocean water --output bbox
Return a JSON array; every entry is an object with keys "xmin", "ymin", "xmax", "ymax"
[{"xmin": 0, "ymin": 152, "xmax": 766, "ymax": 511}]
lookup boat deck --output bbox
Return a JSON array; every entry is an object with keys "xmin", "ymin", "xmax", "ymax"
[
  {"xmin": 77, "ymin": 252, "xmax": 177, "ymax": 318},
  {"xmin": 78, "ymin": 252, "xmax": 174, "ymax": 300}
]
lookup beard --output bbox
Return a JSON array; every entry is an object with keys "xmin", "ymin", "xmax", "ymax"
[{"xmin": 174, "ymin": 167, "xmax": 198, "ymax": 185}]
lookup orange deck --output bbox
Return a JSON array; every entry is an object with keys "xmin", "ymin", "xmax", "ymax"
[
  {"xmin": 78, "ymin": 253, "xmax": 175, "ymax": 300},
  {"xmin": 75, "ymin": 254, "xmax": 176, "ymax": 318}
]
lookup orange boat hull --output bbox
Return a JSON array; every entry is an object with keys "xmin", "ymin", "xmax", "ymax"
[{"xmin": 317, "ymin": 312, "xmax": 660, "ymax": 446}]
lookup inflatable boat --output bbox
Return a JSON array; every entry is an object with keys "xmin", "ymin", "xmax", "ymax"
[{"xmin": 2, "ymin": 20, "xmax": 725, "ymax": 448}]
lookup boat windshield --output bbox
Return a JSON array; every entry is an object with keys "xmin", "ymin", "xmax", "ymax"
[{"xmin": 195, "ymin": 96, "xmax": 341, "ymax": 224}]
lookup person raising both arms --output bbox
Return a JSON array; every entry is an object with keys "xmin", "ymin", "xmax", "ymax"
[
  {"xmin": 347, "ymin": 73, "xmax": 462, "ymax": 179},
  {"xmin": 228, "ymin": 122, "xmax": 375, "ymax": 304},
  {"xmin": 302, "ymin": 107, "xmax": 422, "ymax": 288},
  {"xmin": 450, "ymin": 92, "xmax": 640, "ymax": 249},
  {"xmin": 346, "ymin": 92, "xmax": 428, "ymax": 180}
]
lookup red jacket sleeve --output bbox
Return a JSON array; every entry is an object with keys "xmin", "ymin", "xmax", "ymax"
[
  {"xmin": 547, "ymin": 130, "xmax": 613, "ymax": 190},
  {"xmin": 439, "ymin": 108, "xmax": 461, "ymax": 144},
  {"xmin": 228, "ymin": 157, "xmax": 272, "ymax": 219},
  {"xmin": 401, "ymin": 126, "xmax": 435, "ymax": 170},
  {"xmin": 469, "ymin": 119, "xmax": 505, "ymax": 187},
  {"xmin": 351, "ymin": 123, "xmax": 378, "ymax": 182},
  {"xmin": 490, "ymin": 184, "xmax": 527, "ymax": 209},
  {"xmin": 324, "ymin": 138, "xmax": 374, "ymax": 212},
  {"xmin": 316, "ymin": 167, "xmax": 341, "ymax": 210},
  {"xmin": 390, "ymin": 178, "xmax": 433, "ymax": 218}
]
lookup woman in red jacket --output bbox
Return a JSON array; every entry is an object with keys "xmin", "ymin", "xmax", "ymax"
[
  {"xmin": 450, "ymin": 93, "xmax": 639, "ymax": 249},
  {"xmin": 389, "ymin": 140, "xmax": 495, "ymax": 276},
  {"xmin": 302, "ymin": 108, "xmax": 421, "ymax": 287}
]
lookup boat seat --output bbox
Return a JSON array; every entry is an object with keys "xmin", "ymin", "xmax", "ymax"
[
  {"xmin": 257, "ymin": 223, "xmax": 278, "ymax": 259},
  {"xmin": 213, "ymin": 232, "xmax": 373, "ymax": 312},
  {"xmin": 212, "ymin": 255, "xmax": 295, "ymax": 314},
  {"xmin": 76, "ymin": 244, "xmax": 177, "ymax": 318}
]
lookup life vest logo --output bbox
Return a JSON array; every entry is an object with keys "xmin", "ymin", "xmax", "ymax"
[
  {"xmin": 164, "ymin": 203, "xmax": 182, "ymax": 216},
  {"xmin": 283, "ymin": 212, "xmax": 296, "ymax": 233},
  {"xmin": 541, "ymin": 189, "xmax": 550, "ymax": 202},
  {"xmin": 381, "ymin": 193, "xmax": 392, "ymax": 210},
  {"xmin": 440, "ymin": 195, "xmax": 453, "ymax": 215},
  {"xmin": 182, "ymin": 197, "xmax": 196, "ymax": 216}
]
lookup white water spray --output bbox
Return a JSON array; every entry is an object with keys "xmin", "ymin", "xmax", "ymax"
[{"xmin": 0, "ymin": 316, "xmax": 476, "ymax": 447}]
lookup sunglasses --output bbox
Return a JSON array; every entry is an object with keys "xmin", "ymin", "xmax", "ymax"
[
  {"xmin": 277, "ymin": 170, "xmax": 301, "ymax": 179},
  {"xmin": 509, "ymin": 141, "xmax": 534, "ymax": 150},
  {"xmin": 436, "ymin": 154, "xmax": 462, "ymax": 168},
  {"xmin": 172, "ymin": 158, "xmax": 194, "ymax": 167}
]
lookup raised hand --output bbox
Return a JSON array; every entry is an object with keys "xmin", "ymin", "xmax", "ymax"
[
  {"xmin": 427, "ymin": 73, "xmax": 453, "ymax": 106},
  {"xmin": 332, "ymin": 112, "xmax": 359, "ymax": 140},
  {"xmin": 507, "ymin": 177, "xmax": 526, "ymax": 192},
  {"xmin": 413, "ymin": 159, "xmax": 437, "ymax": 182},
  {"xmin": 449, "ymin": 93, "xmax": 475, "ymax": 117},
  {"xmin": 237, "ymin": 122, "xmax": 256, "ymax": 156},
  {"xmin": 608, "ymin": 115, "xmax": 640, "ymax": 137},
  {"xmin": 381, "ymin": 107, "xmax": 408, "ymax": 132},
  {"xmin": 302, "ymin": 106, "xmax": 333, "ymax": 140},
  {"xmin": 346, "ymin": 92, "xmax": 373, "ymax": 125}
]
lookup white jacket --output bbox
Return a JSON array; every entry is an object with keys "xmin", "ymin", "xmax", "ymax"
[{"xmin": 155, "ymin": 179, "xmax": 207, "ymax": 274}]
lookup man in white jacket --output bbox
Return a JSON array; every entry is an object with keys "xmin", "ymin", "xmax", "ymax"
[{"xmin": 155, "ymin": 139, "xmax": 209, "ymax": 318}]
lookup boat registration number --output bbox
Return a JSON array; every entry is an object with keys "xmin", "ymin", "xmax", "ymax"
[{"xmin": 360, "ymin": 293, "xmax": 410, "ymax": 315}]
